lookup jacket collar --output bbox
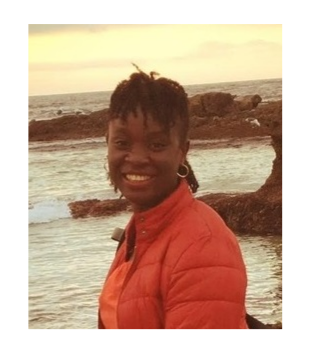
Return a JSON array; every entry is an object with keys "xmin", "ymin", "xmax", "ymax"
[{"xmin": 125, "ymin": 179, "xmax": 194, "ymax": 244}]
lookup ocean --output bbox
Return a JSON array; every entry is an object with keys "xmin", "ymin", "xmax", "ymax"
[{"xmin": 29, "ymin": 78, "xmax": 282, "ymax": 329}]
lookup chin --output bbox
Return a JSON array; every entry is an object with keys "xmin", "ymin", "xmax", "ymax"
[{"xmin": 126, "ymin": 193, "xmax": 162, "ymax": 212}]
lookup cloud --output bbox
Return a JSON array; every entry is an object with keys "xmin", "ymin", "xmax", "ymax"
[
  {"xmin": 28, "ymin": 25, "xmax": 282, "ymax": 95},
  {"xmin": 172, "ymin": 40, "xmax": 281, "ymax": 61},
  {"xmin": 28, "ymin": 24, "xmax": 162, "ymax": 36},
  {"xmin": 29, "ymin": 58, "xmax": 147, "ymax": 72},
  {"xmin": 28, "ymin": 24, "xmax": 113, "ymax": 35}
]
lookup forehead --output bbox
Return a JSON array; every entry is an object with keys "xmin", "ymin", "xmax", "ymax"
[{"xmin": 109, "ymin": 111, "xmax": 180, "ymax": 136}]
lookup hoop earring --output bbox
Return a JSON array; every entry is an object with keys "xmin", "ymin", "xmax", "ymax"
[{"xmin": 177, "ymin": 164, "xmax": 189, "ymax": 178}]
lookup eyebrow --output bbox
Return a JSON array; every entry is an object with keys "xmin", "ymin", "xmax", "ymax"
[
  {"xmin": 111, "ymin": 123, "xmax": 170, "ymax": 136},
  {"xmin": 145, "ymin": 130, "xmax": 170, "ymax": 138},
  {"xmin": 111, "ymin": 127, "xmax": 128, "ymax": 134}
]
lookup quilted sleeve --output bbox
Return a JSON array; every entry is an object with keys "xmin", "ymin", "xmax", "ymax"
[{"xmin": 164, "ymin": 234, "xmax": 248, "ymax": 329}]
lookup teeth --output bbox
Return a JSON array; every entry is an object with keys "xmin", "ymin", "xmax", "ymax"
[{"xmin": 125, "ymin": 174, "xmax": 151, "ymax": 182}]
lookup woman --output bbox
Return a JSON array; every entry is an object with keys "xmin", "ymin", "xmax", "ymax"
[{"xmin": 98, "ymin": 68, "xmax": 248, "ymax": 329}]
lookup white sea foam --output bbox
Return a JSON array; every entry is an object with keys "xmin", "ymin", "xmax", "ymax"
[{"xmin": 29, "ymin": 199, "xmax": 71, "ymax": 224}]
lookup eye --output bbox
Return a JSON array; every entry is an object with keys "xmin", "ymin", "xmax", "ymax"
[
  {"xmin": 149, "ymin": 142, "xmax": 167, "ymax": 151},
  {"xmin": 114, "ymin": 139, "xmax": 130, "ymax": 149}
]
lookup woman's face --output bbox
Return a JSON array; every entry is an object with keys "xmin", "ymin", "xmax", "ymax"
[{"xmin": 107, "ymin": 108, "xmax": 189, "ymax": 212}]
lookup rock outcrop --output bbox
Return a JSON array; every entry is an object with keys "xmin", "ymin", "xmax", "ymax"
[
  {"xmin": 67, "ymin": 101, "xmax": 282, "ymax": 235},
  {"xmin": 29, "ymin": 108, "xmax": 109, "ymax": 142},
  {"xmin": 29, "ymin": 94, "xmax": 271, "ymax": 142},
  {"xmin": 198, "ymin": 101, "xmax": 282, "ymax": 234},
  {"xmin": 30, "ymin": 91, "xmax": 282, "ymax": 235},
  {"xmin": 188, "ymin": 92, "xmax": 237, "ymax": 117},
  {"xmin": 68, "ymin": 198, "xmax": 130, "ymax": 219}
]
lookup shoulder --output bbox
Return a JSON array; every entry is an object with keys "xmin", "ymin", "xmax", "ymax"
[
  {"xmin": 166, "ymin": 199, "xmax": 244, "ymax": 269},
  {"xmin": 175, "ymin": 198, "xmax": 235, "ymax": 243}
]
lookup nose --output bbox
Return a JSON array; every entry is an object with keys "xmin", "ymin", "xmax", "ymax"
[{"xmin": 126, "ymin": 144, "xmax": 150, "ymax": 165}]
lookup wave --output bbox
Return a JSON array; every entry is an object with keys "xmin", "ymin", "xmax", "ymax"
[
  {"xmin": 29, "ymin": 137, "xmax": 105, "ymax": 152},
  {"xmin": 29, "ymin": 199, "xmax": 71, "ymax": 225}
]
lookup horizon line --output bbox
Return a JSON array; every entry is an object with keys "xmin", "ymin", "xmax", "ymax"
[{"xmin": 29, "ymin": 77, "xmax": 282, "ymax": 98}]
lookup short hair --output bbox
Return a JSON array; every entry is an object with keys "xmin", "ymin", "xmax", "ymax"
[{"xmin": 108, "ymin": 66, "xmax": 199, "ymax": 193}]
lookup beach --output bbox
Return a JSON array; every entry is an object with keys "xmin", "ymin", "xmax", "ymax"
[{"xmin": 29, "ymin": 78, "xmax": 282, "ymax": 328}]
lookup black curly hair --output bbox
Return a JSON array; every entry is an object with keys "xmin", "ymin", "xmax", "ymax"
[{"xmin": 108, "ymin": 65, "xmax": 199, "ymax": 193}]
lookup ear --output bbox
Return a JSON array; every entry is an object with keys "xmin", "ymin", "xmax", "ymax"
[{"xmin": 180, "ymin": 139, "xmax": 190, "ymax": 163}]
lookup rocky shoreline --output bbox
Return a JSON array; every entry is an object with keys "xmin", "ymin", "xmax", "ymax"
[
  {"xmin": 30, "ymin": 93, "xmax": 282, "ymax": 236},
  {"xmin": 29, "ymin": 93, "xmax": 278, "ymax": 142},
  {"xmin": 30, "ymin": 92, "xmax": 282, "ymax": 328}
]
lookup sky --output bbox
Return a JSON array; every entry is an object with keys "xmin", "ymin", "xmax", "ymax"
[{"xmin": 28, "ymin": 24, "xmax": 282, "ymax": 96}]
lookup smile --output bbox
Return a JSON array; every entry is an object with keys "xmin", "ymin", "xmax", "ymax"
[{"xmin": 124, "ymin": 174, "xmax": 153, "ymax": 182}]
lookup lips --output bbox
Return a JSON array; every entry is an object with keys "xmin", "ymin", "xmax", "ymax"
[
  {"xmin": 125, "ymin": 174, "xmax": 153, "ymax": 182},
  {"xmin": 121, "ymin": 173, "xmax": 154, "ymax": 193}
]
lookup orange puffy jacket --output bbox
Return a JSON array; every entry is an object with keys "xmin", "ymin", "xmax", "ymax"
[{"xmin": 99, "ymin": 180, "xmax": 248, "ymax": 329}]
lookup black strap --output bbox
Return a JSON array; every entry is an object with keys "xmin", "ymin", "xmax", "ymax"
[{"xmin": 245, "ymin": 313, "xmax": 269, "ymax": 329}]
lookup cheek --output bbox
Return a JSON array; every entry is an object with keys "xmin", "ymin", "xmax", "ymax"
[
  {"xmin": 157, "ymin": 150, "xmax": 184, "ymax": 173},
  {"xmin": 107, "ymin": 149, "xmax": 121, "ymax": 175}
]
